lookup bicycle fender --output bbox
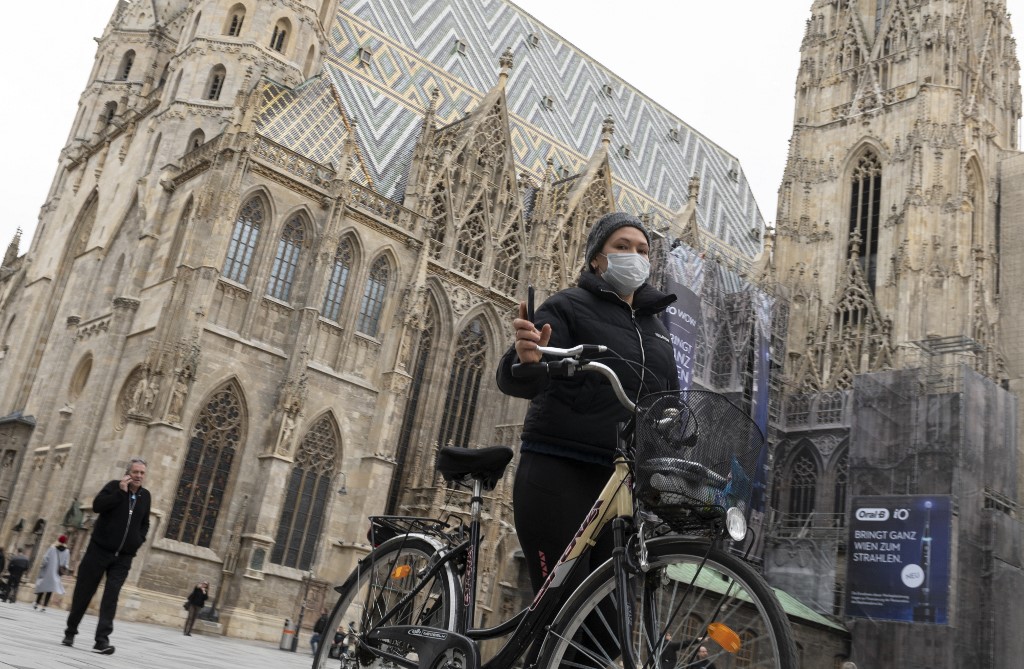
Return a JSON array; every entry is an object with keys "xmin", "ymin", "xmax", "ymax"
[{"xmin": 367, "ymin": 626, "xmax": 479, "ymax": 669}]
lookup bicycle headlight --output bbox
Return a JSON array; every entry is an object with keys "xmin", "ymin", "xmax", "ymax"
[{"xmin": 725, "ymin": 506, "xmax": 747, "ymax": 542}]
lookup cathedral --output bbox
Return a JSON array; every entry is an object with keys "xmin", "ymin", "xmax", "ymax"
[{"xmin": 0, "ymin": 1, "xmax": 1022, "ymax": 667}]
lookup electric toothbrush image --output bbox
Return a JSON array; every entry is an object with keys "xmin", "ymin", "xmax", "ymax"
[{"xmin": 912, "ymin": 500, "xmax": 934, "ymax": 623}]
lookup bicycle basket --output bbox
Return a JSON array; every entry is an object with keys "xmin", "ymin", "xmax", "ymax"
[{"xmin": 632, "ymin": 390, "xmax": 765, "ymax": 535}]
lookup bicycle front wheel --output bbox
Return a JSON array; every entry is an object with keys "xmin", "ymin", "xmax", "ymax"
[
  {"xmin": 312, "ymin": 534, "xmax": 462, "ymax": 668},
  {"xmin": 538, "ymin": 538, "xmax": 797, "ymax": 669}
]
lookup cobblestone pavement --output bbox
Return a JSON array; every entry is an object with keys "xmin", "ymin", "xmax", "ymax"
[{"xmin": 0, "ymin": 599, "xmax": 318, "ymax": 669}]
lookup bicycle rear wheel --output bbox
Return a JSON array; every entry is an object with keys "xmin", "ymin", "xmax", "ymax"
[
  {"xmin": 312, "ymin": 534, "xmax": 462, "ymax": 668},
  {"xmin": 537, "ymin": 538, "xmax": 797, "ymax": 669}
]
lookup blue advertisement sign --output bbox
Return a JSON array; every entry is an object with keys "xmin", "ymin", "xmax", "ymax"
[{"xmin": 845, "ymin": 495, "xmax": 952, "ymax": 624}]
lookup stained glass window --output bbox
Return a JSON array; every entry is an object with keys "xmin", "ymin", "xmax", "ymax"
[
  {"xmin": 267, "ymin": 216, "xmax": 304, "ymax": 301},
  {"xmin": 437, "ymin": 319, "xmax": 486, "ymax": 448},
  {"xmin": 166, "ymin": 384, "xmax": 243, "ymax": 547},
  {"xmin": 271, "ymin": 416, "xmax": 338, "ymax": 570},
  {"xmin": 849, "ymin": 151, "xmax": 881, "ymax": 290},
  {"xmin": 356, "ymin": 257, "xmax": 389, "ymax": 336},
  {"xmin": 222, "ymin": 198, "xmax": 263, "ymax": 284},
  {"xmin": 322, "ymin": 240, "xmax": 352, "ymax": 321},
  {"xmin": 788, "ymin": 447, "xmax": 818, "ymax": 523}
]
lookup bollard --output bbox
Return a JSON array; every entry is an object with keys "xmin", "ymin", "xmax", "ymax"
[{"xmin": 279, "ymin": 618, "xmax": 296, "ymax": 650}]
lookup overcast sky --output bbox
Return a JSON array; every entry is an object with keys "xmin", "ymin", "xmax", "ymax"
[{"xmin": 3, "ymin": 1, "xmax": 1023, "ymax": 254}]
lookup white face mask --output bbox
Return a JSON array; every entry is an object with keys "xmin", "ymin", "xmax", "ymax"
[{"xmin": 599, "ymin": 252, "xmax": 650, "ymax": 295}]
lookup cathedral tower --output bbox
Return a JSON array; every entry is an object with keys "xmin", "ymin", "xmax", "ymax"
[
  {"xmin": 769, "ymin": 2, "xmax": 1024, "ymax": 666},
  {"xmin": 775, "ymin": 0, "xmax": 1020, "ymax": 389}
]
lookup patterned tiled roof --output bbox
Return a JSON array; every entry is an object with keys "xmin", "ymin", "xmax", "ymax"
[{"xmin": 258, "ymin": 0, "xmax": 765, "ymax": 257}]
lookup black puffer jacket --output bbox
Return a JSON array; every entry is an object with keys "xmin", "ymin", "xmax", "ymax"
[
  {"xmin": 496, "ymin": 272, "xmax": 678, "ymax": 464},
  {"xmin": 90, "ymin": 480, "xmax": 151, "ymax": 557}
]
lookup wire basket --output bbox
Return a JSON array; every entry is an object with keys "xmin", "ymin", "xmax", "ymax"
[{"xmin": 632, "ymin": 390, "xmax": 765, "ymax": 535}]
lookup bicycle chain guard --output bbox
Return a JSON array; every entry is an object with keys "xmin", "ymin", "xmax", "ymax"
[{"xmin": 366, "ymin": 625, "xmax": 480, "ymax": 669}]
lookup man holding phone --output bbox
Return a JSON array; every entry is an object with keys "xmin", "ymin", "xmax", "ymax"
[{"xmin": 62, "ymin": 458, "xmax": 151, "ymax": 655}]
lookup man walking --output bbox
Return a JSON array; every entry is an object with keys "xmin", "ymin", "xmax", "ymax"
[
  {"xmin": 62, "ymin": 458, "xmax": 151, "ymax": 655},
  {"xmin": 5, "ymin": 548, "xmax": 29, "ymax": 602}
]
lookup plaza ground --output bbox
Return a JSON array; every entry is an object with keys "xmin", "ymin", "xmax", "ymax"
[{"xmin": 0, "ymin": 598, "xmax": 318, "ymax": 669}]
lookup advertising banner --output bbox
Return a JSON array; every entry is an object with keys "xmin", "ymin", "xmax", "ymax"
[
  {"xmin": 748, "ymin": 291, "xmax": 773, "ymax": 515},
  {"xmin": 845, "ymin": 495, "xmax": 952, "ymax": 624},
  {"xmin": 661, "ymin": 245, "xmax": 704, "ymax": 391}
]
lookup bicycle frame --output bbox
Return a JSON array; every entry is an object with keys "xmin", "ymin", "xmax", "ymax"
[
  {"xmin": 360, "ymin": 454, "xmax": 638, "ymax": 669},
  {"xmin": 478, "ymin": 454, "xmax": 635, "ymax": 669}
]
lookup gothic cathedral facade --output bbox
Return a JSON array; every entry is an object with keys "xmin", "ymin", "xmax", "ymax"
[{"xmin": 0, "ymin": 0, "xmax": 765, "ymax": 645}]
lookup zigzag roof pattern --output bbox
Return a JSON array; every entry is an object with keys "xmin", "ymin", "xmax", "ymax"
[{"xmin": 259, "ymin": 0, "xmax": 766, "ymax": 257}]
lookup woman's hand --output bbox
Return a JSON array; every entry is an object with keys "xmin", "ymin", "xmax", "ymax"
[{"xmin": 513, "ymin": 301, "xmax": 551, "ymax": 364}]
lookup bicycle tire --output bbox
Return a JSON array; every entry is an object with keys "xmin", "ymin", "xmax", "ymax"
[
  {"xmin": 312, "ymin": 534, "xmax": 462, "ymax": 669},
  {"xmin": 537, "ymin": 537, "xmax": 798, "ymax": 669}
]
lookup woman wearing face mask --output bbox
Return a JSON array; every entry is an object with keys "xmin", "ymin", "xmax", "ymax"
[{"xmin": 496, "ymin": 211, "xmax": 678, "ymax": 593}]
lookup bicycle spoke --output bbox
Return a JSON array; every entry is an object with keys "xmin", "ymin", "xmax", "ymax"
[{"xmin": 538, "ymin": 540, "xmax": 796, "ymax": 669}]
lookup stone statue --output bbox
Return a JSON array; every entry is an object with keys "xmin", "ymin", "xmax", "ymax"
[{"xmin": 168, "ymin": 377, "xmax": 188, "ymax": 421}]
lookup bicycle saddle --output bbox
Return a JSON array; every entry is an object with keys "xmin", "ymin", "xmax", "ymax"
[{"xmin": 436, "ymin": 446, "xmax": 514, "ymax": 491}]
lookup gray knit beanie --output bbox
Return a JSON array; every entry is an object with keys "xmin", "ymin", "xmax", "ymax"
[{"xmin": 583, "ymin": 212, "xmax": 651, "ymax": 271}]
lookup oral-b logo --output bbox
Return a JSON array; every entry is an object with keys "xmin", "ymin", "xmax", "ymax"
[{"xmin": 856, "ymin": 508, "xmax": 890, "ymax": 521}]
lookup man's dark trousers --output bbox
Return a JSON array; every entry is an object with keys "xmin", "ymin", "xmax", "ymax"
[
  {"xmin": 65, "ymin": 544, "xmax": 133, "ymax": 645},
  {"xmin": 6, "ymin": 565, "xmax": 26, "ymax": 602}
]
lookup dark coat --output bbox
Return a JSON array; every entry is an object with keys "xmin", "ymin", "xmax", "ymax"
[
  {"xmin": 90, "ymin": 480, "xmax": 151, "ymax": 557},
  {"xmin": 187, "ymin": 585, "xmax": 208, "ymax": 608},
  {"xmin": 496, "ymin": 272, "xmax": 678, "ymax": 464},
  {"xmin": 7, "ymin": 553, "xmax": 29, "ymax": 580}
]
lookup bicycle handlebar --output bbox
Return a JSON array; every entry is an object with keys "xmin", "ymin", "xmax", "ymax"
[{"xmin": 510, "ymin": 344, "xmax": 635, "ymax": 413}]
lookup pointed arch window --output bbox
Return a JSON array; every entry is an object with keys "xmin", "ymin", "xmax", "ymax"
[
  {"xmin": 101, "ymin": 101, "xmax": 118, "ymax": 126},
  {"xmin": 849, "ymin": 151, "xmax": 882, "ymax": 291},
  {"xmin": 166, "ymin": 384, "xmax": 243, "ymax": 547},
  {"xmin": 787, "ymin": 447, "xmax": 818, "ymax": 525},
  {"xmin": 225, "ymin": 5, "xmax": 246, "ymax": 36},
  {"xmin": 186, "ymin": 128, "xmax": 206, "ymax": 153},
  {"xmin": 267, "ymin": 216, "xmax": 304, "ymax": 301},
  {"xmin": 322, "ymin": 239, "xmax": 353, "ymax": 321},
  {"xmin": 271, "ymin": 416, "xmax": 338, "ymax": 570},
  {"xmin": 387, "ymin": 306, "xmax": 436, "ymax": 513},
  {"xmin": 206, "ymin": 65, "xmax": 226, "ymax": 101},
  {"xmin": 270, "ymin": 20, "xmax": 289, "ymax": 53},
  {"xmin": 222, "ymin": 198, "xmax": 264, "ymax": 284},
  {"xmin": 437, "ymin": 319, "xmax": 487, "ymax": 449},
  {"xmin": 356, "ymin": 257, "xmax": 389, "ymax": 336},
  {"xmin": 116, "ymin": 50, "xmax": 135, "ymax": 80}
]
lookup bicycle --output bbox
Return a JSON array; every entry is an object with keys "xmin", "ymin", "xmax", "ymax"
[{"xmin": 313, "ymin": 343, "xmax": 797, "ymax": 669}]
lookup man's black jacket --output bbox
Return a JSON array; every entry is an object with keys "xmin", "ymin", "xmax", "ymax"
[{"xmin": 90, "ymin": 480, "xmax": 151, "ymax": 557}]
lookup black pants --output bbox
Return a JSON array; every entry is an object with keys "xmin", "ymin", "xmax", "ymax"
[
  {"xmin": 513, "ymin": 450, "xmax": 616, "ymax": 593},
  {"xmin": 184, "ymin": 604, "xmax": 201, "ymax": 634},
  {"xmin": 35, "ymin": 592, "xmax": 53, "ymax": 607},
  {"xmin": 6, "ymin": 571, "xmax": 25, "ymax": 602},
  {"xmin": 65, "ymin": 545, "xmax": 133, "ymax": 644}
]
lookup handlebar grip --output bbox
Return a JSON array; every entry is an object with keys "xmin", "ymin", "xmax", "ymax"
[{"xmin": 511, "ymin": 362, "xmax": 549, "ymax": 379}]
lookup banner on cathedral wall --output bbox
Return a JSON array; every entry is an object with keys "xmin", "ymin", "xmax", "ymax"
[
  {"xmin": 661, "ymin": 245, "xmax": 772, "ymax": 535},
  {"xmin": 661, "ymin": 245, "xmax": 705, "ymax": 391},
  {"xmin": 749, "ymin": 291, "xmax": 773, "ymax": 516},
  {"xmin": 845, "ymin": 495, "xmax": 952, "ymax": 625}
]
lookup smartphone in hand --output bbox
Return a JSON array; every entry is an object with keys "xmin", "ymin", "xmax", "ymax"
[{"xmin": 527, "ymin": 285, "xmax": 535, "ymax": 323}]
